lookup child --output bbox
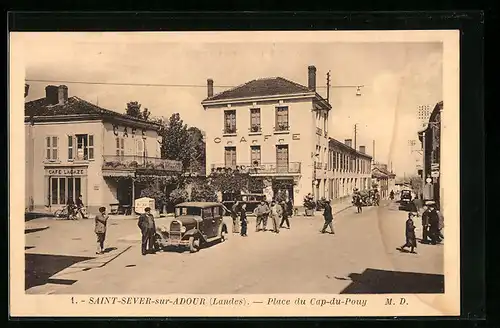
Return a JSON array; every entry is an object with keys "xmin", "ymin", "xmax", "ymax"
[{"xmin": 400, "ymin": 212, "xmax": 417, "ymax": 254}]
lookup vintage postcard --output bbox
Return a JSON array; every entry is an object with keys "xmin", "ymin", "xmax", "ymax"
[{"xmin": 10, "ymin": 30, "xmax": 460, "ymax": 317}]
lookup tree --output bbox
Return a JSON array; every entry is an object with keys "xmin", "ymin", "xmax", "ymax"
[
  {"xmin": 187, "ymin": 127, "xmax": 206, "ymax": 174},
  {"xmin": 409, "ymin": 175, "xmax": 423, "ymax": 194},
  {"xmin": 190, "ymin": 182, "xmax": 218, "ymax": 202},
  {"xmin": 125, "ymin": 101, "xmax": 142, "ymax": 119},
  {"xmin": 168, "ymin": 188, "xmax": 188, "ymax": 206},
  {"xmin": 142, "ymin": 107, "xmax": 151, "ymax": 121}
]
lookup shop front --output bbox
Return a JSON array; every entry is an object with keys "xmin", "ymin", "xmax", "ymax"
[{"xmin": 44, "ymin": 166, "xmax": 88, "ymax": 212}]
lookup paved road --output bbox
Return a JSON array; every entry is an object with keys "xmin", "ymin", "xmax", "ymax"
[{"xmin": 25, "ymin": 201, "xmax": 444, "ymax": 294}]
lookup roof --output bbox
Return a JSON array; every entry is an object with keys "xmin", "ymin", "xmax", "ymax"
[
  {"xmin": 203, "ymin": 77, "xmax": 311, "ymax": 102},
  {"xmin": 372, "ymin": 170, "xmax": 388, "ymax": 179},
  {"xmin": 25, "ymin": 96, "xmax": 160, "ymax": 129},
  {"xmin": 328, "ymin": 138, "xmax": 372, "ymax": 159},
  {"xmin": 175, "ymin": 202, "xmax": 222, "ymax": 208}
]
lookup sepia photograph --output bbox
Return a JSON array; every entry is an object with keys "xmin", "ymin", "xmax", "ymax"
[{"xmin": 10, "ymin": 30, "xmax": 460, "ymax": 317}]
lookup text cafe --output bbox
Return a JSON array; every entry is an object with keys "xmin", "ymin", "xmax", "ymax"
[{"xmin": 45, "ymin": 166, "xmax": 88, "ymax": 208}]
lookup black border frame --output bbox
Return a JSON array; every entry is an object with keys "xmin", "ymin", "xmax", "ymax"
[{"xmin": 6, "ymin": 11, "xmax": 486, "ymax": 323}]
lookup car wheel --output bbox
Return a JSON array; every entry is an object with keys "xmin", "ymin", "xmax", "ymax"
[
  {"xmin": 220, "ymin": 229, "xmax": 227, "ymax": 242},
  {"xmin": 189, "ymin": 236, "xmax": 200, "ymax": 253}
]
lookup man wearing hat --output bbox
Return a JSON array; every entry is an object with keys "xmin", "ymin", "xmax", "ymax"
[
  {"xmin": 138, "ymin": 207, "xmax": 157, "ymax": 255},
  {"xmin": 421, "ymin": 202, "xmax": 432, "ymax": 243},
  {"xmin": 320, "ymin": 199, "xmax": 334, "ymax": 234},
  {"xmin": 94, "ymin": 207, "xmax": 109, "ymax": 254},
  {"xmin": 426, "ymin": 202, "xmax": 441, "ymax": 245}
]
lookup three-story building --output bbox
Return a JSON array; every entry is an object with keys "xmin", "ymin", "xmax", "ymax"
[
  {"xmin": 201, "ymin": 66, "xmax": 331, "ymax": 207},
  {"xmin": 25, "ymin": 85, "xmax": 182, "ymax": 214}
]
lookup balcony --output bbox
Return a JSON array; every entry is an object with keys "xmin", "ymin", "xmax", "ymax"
[
  {"xmin": 315, "ymin": 162, "xmax": 323, "ymax": 169},
  {"xmin": 274, "ymin": 124, "xmax": 290, "ymax": 134},
  {"xmin": 316, "ymin": 127, "xmax": 323, "ymax": 136},
  {"xmin": 210, "ymin": 162, "xmax": 301, "ymax": 175},
  {"xmin": 223, "ymin": 126, "xmax": 237, "ymax": 136},
  {"xmin": 102, "ymin": 155, "xmax": 183, "ymax": 177}
]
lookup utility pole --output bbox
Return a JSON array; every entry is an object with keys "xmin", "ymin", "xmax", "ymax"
[
  {"xmin": 354, "ymin": 124, "xmax": 358, "ymax": 150},
  {"xmin": 326, "ymin": 70, "xmax": 331, "ymax": 103},
  {"xmin": 372, "ymin": 139, "xmax": 375, "ymax": 162}
]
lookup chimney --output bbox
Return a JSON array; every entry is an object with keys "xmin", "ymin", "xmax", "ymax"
[
  {"xmin": 45, "ymin": 85, "xmax": 59, "ymax": 105},
  {"xmin": 58, "ymin": 85, "xmax": 68, "ymax": 105},
  {"xmin": 308, "ymin": 65, "xmax": 316, "ymax": 91},
  {"xmin": 345, "ymin": 139, "xmax": 352, "ymax": 148},
  {"xmin": 207, "ymin": 79, "xmax": 214, "ymax": 98},
  {"xmin": 359, "ymin": 145, "xmax": 366, "ymax": 154}
]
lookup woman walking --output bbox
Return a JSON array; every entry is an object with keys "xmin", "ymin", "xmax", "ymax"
[{"xmin": 399, "ymin": 212, "xmax": 417, "ymax": 254}]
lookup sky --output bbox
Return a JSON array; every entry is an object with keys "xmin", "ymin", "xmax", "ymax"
[{"xmin": 22, "ymin": 33, "xmax": 443, "ymax": 176}]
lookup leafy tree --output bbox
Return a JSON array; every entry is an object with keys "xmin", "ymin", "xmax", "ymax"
[
  {"xmin": 409, "ymin": 175, "xmax": 423, "ymax": 194},
  {"xmin": 142, "ymin": 107, "xmax": 151, "ymax": 121},
  {"xmin": 187, "ymin": 127, "xmax": 206, "ymax": 174},
  {"xmin": 190, "ymin": 182, "xmax": 218, "ymax": 202},
  {"xmin": 125, "ymin": 101, "xmax": 142, "ymax": 118},
  {"xmin": 140, "ymin": 186, "xmax": 167, "ymax": 210},
  {"xmin": 168, "ymin": 188, "xmax": 188, "ymax": 206}
]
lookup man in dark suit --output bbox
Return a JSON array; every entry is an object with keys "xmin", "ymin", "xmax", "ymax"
[
  {"xmin": 321, "ymin": 199, "xmax": 334, "ymax": 234},
  {"xmin": 138, "ymin": 207, "xmax": 156, "ymax": 255}
]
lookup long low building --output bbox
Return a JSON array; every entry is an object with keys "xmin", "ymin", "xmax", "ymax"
[
  {"xmin": 326, "ymin": 138, "xmax": 373, "ymax": 201},
  {"xmin": 25, "ymin": 85, "xmax": 182, "ymax": 214}
]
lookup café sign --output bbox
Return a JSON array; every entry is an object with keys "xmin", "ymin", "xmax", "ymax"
[{"xmin": 45, "ymin": 167, "xmax": 87, "ymax": 176}]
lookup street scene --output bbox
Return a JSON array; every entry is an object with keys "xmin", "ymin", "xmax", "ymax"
[{"xmin": 21, "ymin": 34, "xmax": 444, "ymax": 295}]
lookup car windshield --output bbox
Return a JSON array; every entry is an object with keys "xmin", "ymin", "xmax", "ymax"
[
  {"xmin": 401, "ymin": 191, "xmax": 411, "ymax": 196},
  {"xmin": 175, "ymin": 207, "xmax": 202, "ymax": 217}
]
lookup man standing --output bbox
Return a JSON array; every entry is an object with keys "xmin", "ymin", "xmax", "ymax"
[
  {"xmin": 254, "ymin": 201, "xmax": 269, "ymax": 232},
  {"xmin": 321, "ymin": 199, "xmax": 334, "ymax": 234},
  {"xmin": 138, "ymin": 207, "xmax": 156, "ymax": 255},
  {"xmin": 421, "ymin": 204, "xmax": 431, "ymax": 243},
  {"xmin": 94, "ymin": 207, "xmax": 108, "ymax": 254},
  {"xmin": 75, "ymin": 194, "xmax": 87, "ymax": 219},
  {"xmin": 279, "ymin": 200, "xmax": 290, "ymax": 229},
  {"xmin": 240, "ymin": 204, "xmax": 248, "ymax": 237},
  {"xmin": 269, "ymin": 201, "xmax": 282, "ymax": 234},
  {"xmin": 428, "ymin": 203, "xmax": 441, "ymax": 245},
  {"xmin": 231, "ymin": 201, "xmax": 240, "ymax": 234},
  {"xmin": 399, "ymin": 212, "xmax": 417, "ymax": 254}
]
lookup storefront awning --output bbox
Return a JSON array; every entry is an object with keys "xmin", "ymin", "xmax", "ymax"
[{"xmin": 102, "ymin": 170, "xmax": 134, "ymax": 177}]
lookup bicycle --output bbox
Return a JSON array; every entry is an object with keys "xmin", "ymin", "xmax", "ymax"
[{"xmin": 54, "ymin": 206, "xmax": 79, "ymax": 220}]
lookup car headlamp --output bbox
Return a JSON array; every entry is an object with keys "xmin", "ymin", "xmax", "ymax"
[
  {"xmin": 160, "ymin": 226, "xmax": 167, "ymax": 233},
  {"xmin": 180, "ymin": 226, "xmax": 187, "ymax": 233}
]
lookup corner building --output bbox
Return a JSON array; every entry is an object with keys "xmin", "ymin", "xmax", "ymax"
[
  {"xmin": 25, "ymin": 85, "xmax": 182, "ymax": 214},
  {"xmin": 201, "ymin": 66, "xmax": 331, "ymax": 207}
]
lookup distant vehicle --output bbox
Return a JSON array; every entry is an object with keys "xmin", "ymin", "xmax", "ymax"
[
  {"xmin": 222, "ymin": 193, "xmax": 267, "ymax": 213},
  {"xmin": 154, "ymin": 202, "xmax": 228, "ymax": 253},
  {"xmin": 399, "ymin": 190, "xmax": 413, "ymax": 210}
]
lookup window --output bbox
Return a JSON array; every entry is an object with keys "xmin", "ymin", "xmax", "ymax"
[
  {"xmin": 213, "ymin": 206, "xmax": 220, "ymax": 216},
  {"xmin": 275, "ymin": 107, "xmax": 289, "ymax": 131},
  {"xmin": 250, "ymin": 146, "xmax": 261, "ymax": 166},
  {"xmin": 250, "ymin": 108, "xmax": 261, "ymax": 132},
  {"xmin": 75, "ymin": 134, "xmax": 94, "ymax": 160},
  {"xmin": 136, "ymin": 139, "xmax": 145, "ymax": 158},
  {"xmin": 68, "ymin": 136, "xmax": 73, "ymax": 160},
  {"xmin": 224, "ymin": 147, "xmax": 237, "ymax": 168},
  {"xmin": 202, "ymin": 208, "xmax": 213, "ymax": 219},
  {"xmin": 333, "ymin": 151, "xmax": 337, "ymax": 170},
  {"xmin": 49, "ymin": 177, "xmax": 81, "ymax": 205},
  {"xmin": 116, "ymin": 137, "xmax": 125, "ymax": 157},
  {"xmin": 46, "ymin": 136, "xmax": 58, "ymax": 161},
  {"xmin": 224, "ymin": 110, "xmax": 236, "ymax": 134}
]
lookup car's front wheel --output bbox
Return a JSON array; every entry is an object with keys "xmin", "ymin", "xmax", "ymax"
[
  {"xmin": 188, "ymin": 236, "xmax": 200, "ymax": 253},
  {"xmin": 220, "ymin": 229, "xmax": 227, "ymax": 242}
]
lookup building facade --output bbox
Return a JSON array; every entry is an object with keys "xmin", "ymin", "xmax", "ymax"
[
  {"xmin": 371, "ymin": 163, "xmax": 396, "ymax": 199},
  {"xmin": 326, "ymin": 138, "xmax": 372, "ymax": 201},
  {"xmin": 25, "ymin": 85, "xmax": 182, "ymax": 214},
  {"xmin": 418, "ymin": 101, "xmax": 443, "ymax": 207},
  {"xmin": 201, "ymin": 66, "xmax": 332, "ymax": 207}
]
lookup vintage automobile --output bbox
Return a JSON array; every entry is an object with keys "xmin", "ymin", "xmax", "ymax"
[
  {"xmin": 222, "ymin": 193, "xmax": 267, "ymax": 213},
  {"xmin": 399, "ymin": 189, "xmax": 413, "ymax": 210},
  {"xmin": 154, "ymin": 202, "xmax": 229, "ymax": 253}
]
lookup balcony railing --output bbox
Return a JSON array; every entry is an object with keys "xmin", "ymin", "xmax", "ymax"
[
  {"xmin": 316, "ymin": 127, "xmax": 323, "ymax": 135},
  {"xmin": 315, "ymin": 162, "xmax": 323, "ymax": 169},
  {"xmin": 102, "ymin": 155, "xmax": 183, "ymax": 173},
  {"xmin": 223, "ymin": 126, "xmax": 237, "ymax": 134},
  {"xmin": 274, "ymin": 124, "xmax": 290, "ymax": 132},
  {"xmin": 210, "ymin": 162, "xmax": 301, "ymax": 175},
  {"xmin": 249, "ymin": 125, "xmax": 262, "ymax": 133}
]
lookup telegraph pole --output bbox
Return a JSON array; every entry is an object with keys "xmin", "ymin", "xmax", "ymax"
[
  {"xmin": 354, "ymin": 124, "xmax": 358, "ymax": 150},
  {"xmin": 326, "ymin": 70, "xmax": 331, "ymax": 103}
]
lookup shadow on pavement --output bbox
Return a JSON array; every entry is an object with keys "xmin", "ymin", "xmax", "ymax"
[
  {"xmin": 25, "ymin": 212, "xmax": 56, "ymax": 221},
  {"xmin": 25, "ymin": 253, "xmax": 93, "ymax": 290},
  {"xmin": 339, "ymin": 268, "xmax": 444, "ymax": 294},
  {"xmin": 25, "ymin": 227, "xmax": 49, "ymax": 234}
]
